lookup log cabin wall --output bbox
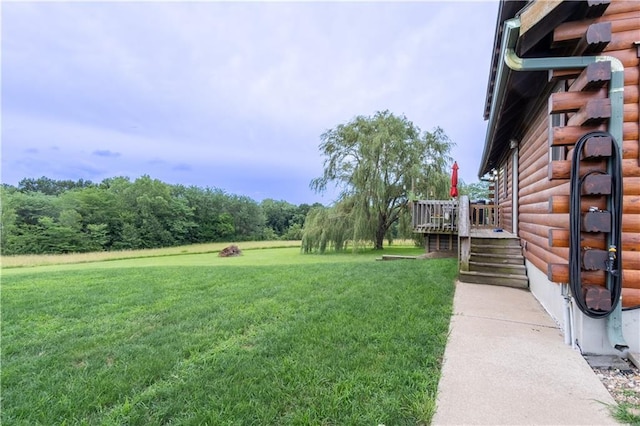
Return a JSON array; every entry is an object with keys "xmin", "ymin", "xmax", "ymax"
[
  {"xmin": 514, "ymin": 106, "xmax": 558, "ymax": 275},
  {"xmin": 496, "ymin": 152, "xmax": 514, "ymax": 233},
  {"xmin": 513, "ymin": 0, "xmax": 640, "ymax": 309}
]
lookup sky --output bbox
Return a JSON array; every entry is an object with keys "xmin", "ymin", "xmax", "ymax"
[{"xmin": 2, "ymin": 1, "xmax": 500, "ymax": 205}]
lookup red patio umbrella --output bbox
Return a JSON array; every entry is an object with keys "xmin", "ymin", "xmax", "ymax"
[{"xmin": 450, "ymin": 161, "xmax": 459, "ymax": 198}]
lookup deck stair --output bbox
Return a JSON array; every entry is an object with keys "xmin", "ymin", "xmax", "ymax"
[{"xmin": 459, "ymin": 236, "xmax": 529, "ymax": 289}]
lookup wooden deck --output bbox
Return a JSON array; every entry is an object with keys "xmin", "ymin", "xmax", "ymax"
[
  {"xmin": 412, "ymin": 200, "xmax": 501, "ymax": 236},
  {"xmin": 412, "ymin": 197, "xmax": 526, "ymax": 287}
]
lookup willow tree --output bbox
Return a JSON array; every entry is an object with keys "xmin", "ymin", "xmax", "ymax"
[
  {"xmin": 310, "ymin": 110, "xmax": 454, "ymax": 250},
  {"xmin": 300, "ymin": 200, "xmax": 354, "ymax": 253}
]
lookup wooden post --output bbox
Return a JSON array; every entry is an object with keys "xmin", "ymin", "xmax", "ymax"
[{"xmin": 458, "ymin": 196, "xmax": 470, "ymax": 272}]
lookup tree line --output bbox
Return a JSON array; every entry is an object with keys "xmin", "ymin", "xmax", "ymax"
[
  {"xmin": 2, "ymin": 111, "xmax": 490, "ymax": 256},
  {"xmin": 1, "ymin": 175, "xmax": 319, "ymax": 255}
]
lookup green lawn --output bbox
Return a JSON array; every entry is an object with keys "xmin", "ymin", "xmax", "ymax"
[{"xmin": 1, "ymin": 246, "xmax": 457, "ymax": 425}]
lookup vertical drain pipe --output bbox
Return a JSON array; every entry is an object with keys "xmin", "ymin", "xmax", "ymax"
[
  {"xmin": 561, "ymin": 283, "xmax": 573, "ymax": 346},
  {"xmin": 510, "ymin": 139, "xmax": 519, "ymax": 234},
  {"xmin": 496, "ymin": 17, "xmax": 628, "ymax": 351}
]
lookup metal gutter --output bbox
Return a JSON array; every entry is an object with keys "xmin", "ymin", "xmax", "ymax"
[
  {"xmin": 479, "ymin": 18, "xmax": 518, "ymax": 178},
  {"xmin": 487, "ymin": 16, "xmax": 627, "ymax": 351}
]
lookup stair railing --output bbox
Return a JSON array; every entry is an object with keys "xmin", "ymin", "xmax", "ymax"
[{"xmin": 470, "ymin": 203, "xmax": 498, "ymax": 228}]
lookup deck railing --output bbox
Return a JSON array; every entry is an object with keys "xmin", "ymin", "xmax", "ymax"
[
  {"xmin": 470, "ymin": 203, "xmax": 498, "ymax": 228},
  {"xmin": 411, "ymin": 199, "xmax": 498, "ymax": 234},
  {"xmin": 412, "ymin": 200, "xmax": 458, "ymax": 233}
]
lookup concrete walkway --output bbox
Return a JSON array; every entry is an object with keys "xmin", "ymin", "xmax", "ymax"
[{"xmin": 432, "ymin": 282, "xmax": 619, "ymax": 425}]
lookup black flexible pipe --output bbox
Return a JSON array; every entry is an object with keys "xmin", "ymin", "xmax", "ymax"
[{"xmin": 569, "ymin": 131, "xmax": 623, "ymax": 318}]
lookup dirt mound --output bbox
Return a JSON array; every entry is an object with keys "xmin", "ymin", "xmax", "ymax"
[{"xmin": 218, "ymin": 245, "xmax": 242, "ymax": 257}]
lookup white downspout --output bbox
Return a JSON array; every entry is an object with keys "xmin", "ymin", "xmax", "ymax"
[
  {"xmin": 561, "ymin": 283, "xmax": 573, "ymax": 346},
  {"xmin": 499, "ymin": 17, "xmax": 627, "ymax": 351},
  {"xmin": 510, "ymin": 139, "xmax": 519, "ymax": 234}
]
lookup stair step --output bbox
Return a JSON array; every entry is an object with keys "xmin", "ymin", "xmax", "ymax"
[
  {"xmin": 470, "ymin": 247, "xmax": 523, "ymax": 256},
  {"xmin": 470, "ymin": 253, "xmax": 524, "ymax": 265},
  {"xmin": 471, "ymin": 240, "xmax": 522, "ymax": 246},
  {"xmin": 459, "ymin": 271, "xmax": 529, "ymax": 289},
  {"xmin": 472, "ymin": 238, "xmax": 521, "ymax": 247},
  {"xmin": 472, "ymin": 239, "xmax": 521, "ymax": 245},
  {"xmin": 468, "ymin": 261, "xmax": 527, "ymax": 275}
]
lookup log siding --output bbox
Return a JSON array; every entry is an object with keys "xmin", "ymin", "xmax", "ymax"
[{"xmin": 494, "ymin": 1, "xmax": 640, "ymax": 308}]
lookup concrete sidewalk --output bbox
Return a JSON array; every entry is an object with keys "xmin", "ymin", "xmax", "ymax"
[{"xmin": 432, "ymin": 282, "xmax": 619, "ymax": 425}]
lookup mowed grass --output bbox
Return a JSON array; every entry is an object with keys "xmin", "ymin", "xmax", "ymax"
[{"xmin": 1, "ymin": 245, "xmax": 457, "ymax": 425}]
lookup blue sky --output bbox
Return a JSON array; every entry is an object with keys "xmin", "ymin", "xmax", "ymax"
[{"xmin": 2, "ymin": 1, "xmax": 499, "ymax": 205}]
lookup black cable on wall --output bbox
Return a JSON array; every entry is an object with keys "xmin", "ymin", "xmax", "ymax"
[{"xmin": 569, "ymin": 131, "xmax": 623, "ymax": 318}]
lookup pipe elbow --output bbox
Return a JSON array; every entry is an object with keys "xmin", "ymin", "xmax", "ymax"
[
  {"xmin": 504, "ymin": 48, "xmax": 524, "ymax": 70},
  {"xmin": 596, "ymin": 55, "xmax": 624, "ymax": 73}
]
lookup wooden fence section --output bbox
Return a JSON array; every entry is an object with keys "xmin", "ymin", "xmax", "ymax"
[{"xmin": 412, "ymin": 200, "xmax": 458, "ymax": 233}]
